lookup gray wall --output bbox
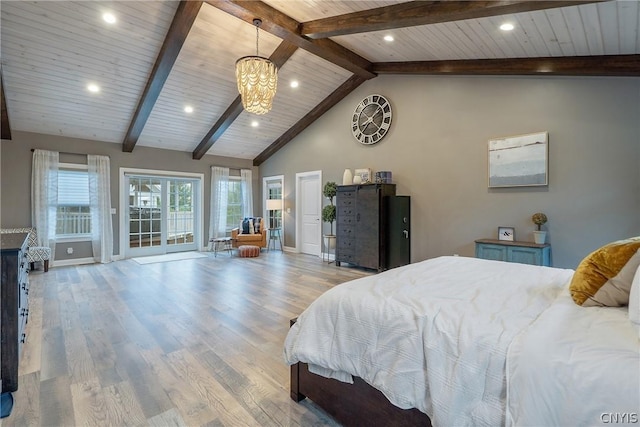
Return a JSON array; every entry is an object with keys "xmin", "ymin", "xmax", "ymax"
[
  {"xmin": 0, "ymin": 131, "xmax": 257, "ymax": 260},
  {"xmin": 260, "ymin": 75, "xmax": 640, "ymax": 269}
]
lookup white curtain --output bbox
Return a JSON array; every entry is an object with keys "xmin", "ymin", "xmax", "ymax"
[
  {"xmin": 209, "ymin": 166, "xmax": 229, "ymax": 239},
  {"xmin": 31, "ymin": 149, "xmax": 59, "ymax": 261},
  {"xmin": 88, "ymin": 155, "xmax": 113, "ymax": 263},
  {"xmin": 240, "ymin": 168, "xmax": 253, "ymax": 218}
]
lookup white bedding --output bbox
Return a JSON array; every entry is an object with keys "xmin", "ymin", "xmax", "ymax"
[
  {"xmin": 284, "ymin": 256, "xmax": 575, "ymax": 426},
  {"xmin": 506, "ymin": 288, "xmax": 640, "ymax": 426}
]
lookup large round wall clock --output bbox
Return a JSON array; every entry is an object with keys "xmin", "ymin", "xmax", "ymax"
[{"xmin": 351, "ymin": 94, "xmax": 392, "ymax": 145}]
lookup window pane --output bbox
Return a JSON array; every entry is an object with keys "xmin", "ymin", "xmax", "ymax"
[
  {"xmin": 57, "ymin": 169, "xmax": 91, "ymax": 236},
  {"xmin": 58, "ymin": 170, "xmax": 90, "ymax": 205},
  {"xmin": 226, "ymin": 179, "xmax": 243, "ymax": 231}
]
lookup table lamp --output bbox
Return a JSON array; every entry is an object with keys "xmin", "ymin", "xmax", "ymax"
[{"xmin": 266, "ymin": 198, "xmax": 281, "ymax": 229}]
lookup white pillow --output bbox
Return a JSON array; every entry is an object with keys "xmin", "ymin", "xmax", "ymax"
[{"xmin": 629, "ymin": 264, "xmax": 640, "ymax": 336}]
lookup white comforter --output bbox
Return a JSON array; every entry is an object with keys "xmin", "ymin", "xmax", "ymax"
[
  {"xmin": 284, "ymin": 256, "xmax": 575, "ymax": 426},
  {"xmin": 506, "ymin": 288, "xmax": 640, "ymax": 426}
]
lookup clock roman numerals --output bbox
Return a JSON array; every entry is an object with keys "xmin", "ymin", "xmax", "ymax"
[{"xmin": 351, "ymin": 94, "xmax": 393, "ymax": 145}]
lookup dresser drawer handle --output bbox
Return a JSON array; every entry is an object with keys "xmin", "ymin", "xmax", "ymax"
[{"xmin": 20, "ymin": 333, "xmax": 26, "ymax": 343}]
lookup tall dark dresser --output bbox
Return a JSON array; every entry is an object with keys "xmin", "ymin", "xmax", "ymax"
[
  {"xmin": 1, "ymin": 232, "xmax": 30, "ymax": 417},
  {"xmin": 335, "ymin": 184, "xmax": 410, "ymax": 271}
]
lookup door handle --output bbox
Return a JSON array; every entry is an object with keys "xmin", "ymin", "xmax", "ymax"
[{"xmin": 403, "ymin": 229, "xmax": 409, "ymax": 239}]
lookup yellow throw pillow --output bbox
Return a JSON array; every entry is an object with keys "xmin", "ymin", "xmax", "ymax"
[
  {"xmin": 629, "ymin": 265, "xmax": 640, "ymax": 335},
  {"xmin": 570, "ymin": 237, "xmax": 640, "ymax": 307}
]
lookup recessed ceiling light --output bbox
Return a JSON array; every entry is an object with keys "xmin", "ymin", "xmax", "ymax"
[
  {"xmin": 251, "ymin": 121, "xmax": 259, "ymax": 127},
  {"xmin": 384, "ymin": 35, "xmax": 394, "ymax": 42},
  {"xmin": 290, "ymin": 80, "xmax": 299, "ymax": 88},
  {"xmin": 102, "ymin": 12, "xmax": 116, "ymax": 24},
  {"xmin": 500, "ymin": 23, "xmax": 514, "ymax": 31},
  {"xmin": 87, "ymin": 83, "xmax": 100, "ymax": 93},
  {"xmin": 184, "ymin": 105, "xmax": 194, "ymax": 113}
]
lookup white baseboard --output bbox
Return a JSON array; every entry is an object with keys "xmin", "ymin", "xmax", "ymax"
[{"xmin": 53, "ymin": 257, "xmax": 95, "ymax": 267}]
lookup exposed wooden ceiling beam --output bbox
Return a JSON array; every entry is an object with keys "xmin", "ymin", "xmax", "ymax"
[
  {"xmin": 192, "ymin": 41, "xmax": 299, "ymax": 160},
  {"xmin": 253, "ymin": 74, "xmax": 367, "ymax": 166},
  {"xmin": 1, "ymin": 67, "xmax": 11, "ymax": 140},
  {"xmin": 122, "ymin": 1, "xmax": 202, "ymax": 153},
  {"xmin": 205, "ymin": 0, "xmax": 376, "ymax": 79},
  {"xmin": 372, "ymin": 55, "xmax": 640, "ymax": 76},
  {"xmin": 301, "ymin": 0, "xmax": 605, "ymax": 39}
]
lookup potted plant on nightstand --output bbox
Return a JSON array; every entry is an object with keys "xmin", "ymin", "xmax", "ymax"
[{"xmin": 532, "ymin": 212, "xmax": 548, "ymax": 244}]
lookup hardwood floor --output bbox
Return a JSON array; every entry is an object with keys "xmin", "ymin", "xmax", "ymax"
[{"xmin": 2, "ymin": 251, "xmax": 372, "ymax": 426}]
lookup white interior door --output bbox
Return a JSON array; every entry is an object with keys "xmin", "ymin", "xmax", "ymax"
[{"xmin": 296, "ymin": 171, "xmax": 322, "ymax": 256}]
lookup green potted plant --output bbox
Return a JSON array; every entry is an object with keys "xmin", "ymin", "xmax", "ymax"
[
  {"xmin": 531, "ymin": 212, "xmax": 548, "ymax": 244},
  {"xmin": 322, "ymin": 181, "xmax": 337, "ymax": 236}
]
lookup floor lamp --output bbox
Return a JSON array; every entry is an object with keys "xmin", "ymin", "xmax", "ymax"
[{"xmin": 266, "ymin": 198, "xmax": 281, "ymax": 229}]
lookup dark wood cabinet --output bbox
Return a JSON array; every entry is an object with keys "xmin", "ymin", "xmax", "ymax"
[
  {"xmin": 336, "ymin": 184, "xmax": 410, "ymax": 271},
  {"xmin": 1, "ymin": 232, "xmax": 30, "ymax": 399},
  {"xmin": 387, "ymin": 195, "xmax": 411, "ymax": 269}
]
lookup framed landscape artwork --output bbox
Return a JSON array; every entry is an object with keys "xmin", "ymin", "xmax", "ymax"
[{"xmin": 488, "ymin": 131, "xmax": 548, "ymax": 188}]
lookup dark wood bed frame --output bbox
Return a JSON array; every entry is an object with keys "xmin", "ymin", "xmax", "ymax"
[{"xmin": 289, "ymin": 319, "xmax": 432, "ymax": 426}]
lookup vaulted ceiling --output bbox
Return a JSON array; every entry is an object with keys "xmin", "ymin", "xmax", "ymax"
[{"xmin": 2, "ymin": 1, "xmax": 639, "ymax": 165}]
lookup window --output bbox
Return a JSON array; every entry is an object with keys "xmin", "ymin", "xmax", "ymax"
[
  {"xmin": 226, "ymin": 177, "xmax": 243, "ymax": 231},
  {"xmin": 267, "ymin": 182, "xmax": 282, "ymax": 229},
  {"xmin": 57, "ymin": 167, "xmax": 91, "ymax": 237}
]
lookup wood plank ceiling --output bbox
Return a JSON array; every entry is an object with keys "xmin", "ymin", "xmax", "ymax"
[{"xmin": 1, "ymin": 1, "xmax": 638, "ymax": 165}]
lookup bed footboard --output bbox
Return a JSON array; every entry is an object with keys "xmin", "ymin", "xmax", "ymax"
[
  {"xmin": 290, "ymin": 361, "xmax": 431, "ymax": 426},
  {"xmin": 288, "ymin": 317, "xmax": 430, "ymax": 425}
]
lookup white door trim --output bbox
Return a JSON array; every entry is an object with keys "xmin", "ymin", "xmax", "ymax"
[{"xmin": 295, "ymin": 170, "xmax": 322, "ymax": 256}]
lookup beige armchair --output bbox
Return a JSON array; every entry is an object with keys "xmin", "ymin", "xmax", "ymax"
[{"xmin": 231, "ymin": 217, "xmax": 267, "ymax": 248}]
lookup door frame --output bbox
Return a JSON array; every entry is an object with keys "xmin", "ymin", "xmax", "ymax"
[
  {"xmin": 118, "ymin": 167, "xmax": 204, "ymax": 259},
  {"xmin": 295, "ymin": 170, "xmax": 322, "ymax": 256}
]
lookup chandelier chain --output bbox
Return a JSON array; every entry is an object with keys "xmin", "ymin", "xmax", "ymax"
[{"xmin": 256, "ymin": 24, "xmax": 259, "ymax": 56}]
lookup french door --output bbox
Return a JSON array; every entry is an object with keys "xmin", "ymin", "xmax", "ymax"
[{"xmin": 126, "ymin": 175, "xmax": 199, "ymax": 257}]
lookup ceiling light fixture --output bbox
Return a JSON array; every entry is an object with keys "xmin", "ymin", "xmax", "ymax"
[
  {"xmin": 384, "ymin": 35, "xmax": 394, "ymax": 42},
  {"xmin": 235, "ymin": 18, "xmax": 277, "ymax": 115},
  {"xmin": 184, "ymin": 105, "xmax": 194, "ymax": 113},
  {"xmin": 102, "ymin": 12, "xmax": 116, "ymax": 24},
  {"xmin": 500, "ymin": 23, "xmax": 514, "ymax": 31},
  {"xmin": 87, "ymin": 83, "xmax": 100, "ymax": 93},
  {"xmin": 251, "ymin": 120, "xmax": 259, "ymax": 127},
  {"xmin": 290, "ymin": 80, "xmax": 299, "ymax": 88}
]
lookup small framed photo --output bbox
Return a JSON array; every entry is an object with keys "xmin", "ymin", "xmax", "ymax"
[
  {"xmin": 498, "ymin": 226, "xmax": 515, "ymax": 241},
  {"xmin": 354, "ymin": 168, "xmax": 372, "ymax": 183}
]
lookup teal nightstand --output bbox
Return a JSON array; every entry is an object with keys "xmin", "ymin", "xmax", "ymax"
[{"xmin": 475, "ymin": 238, "xmax": 551, "ymax": 267}]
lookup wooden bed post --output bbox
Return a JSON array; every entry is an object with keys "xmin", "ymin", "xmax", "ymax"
[
  {"xmin": 289, "ymin": 317, "xmax": 306, "ymax": 402},
  {"xmin": 290, "ymin": 362, "xmax": 306, "ymax": 402}
]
